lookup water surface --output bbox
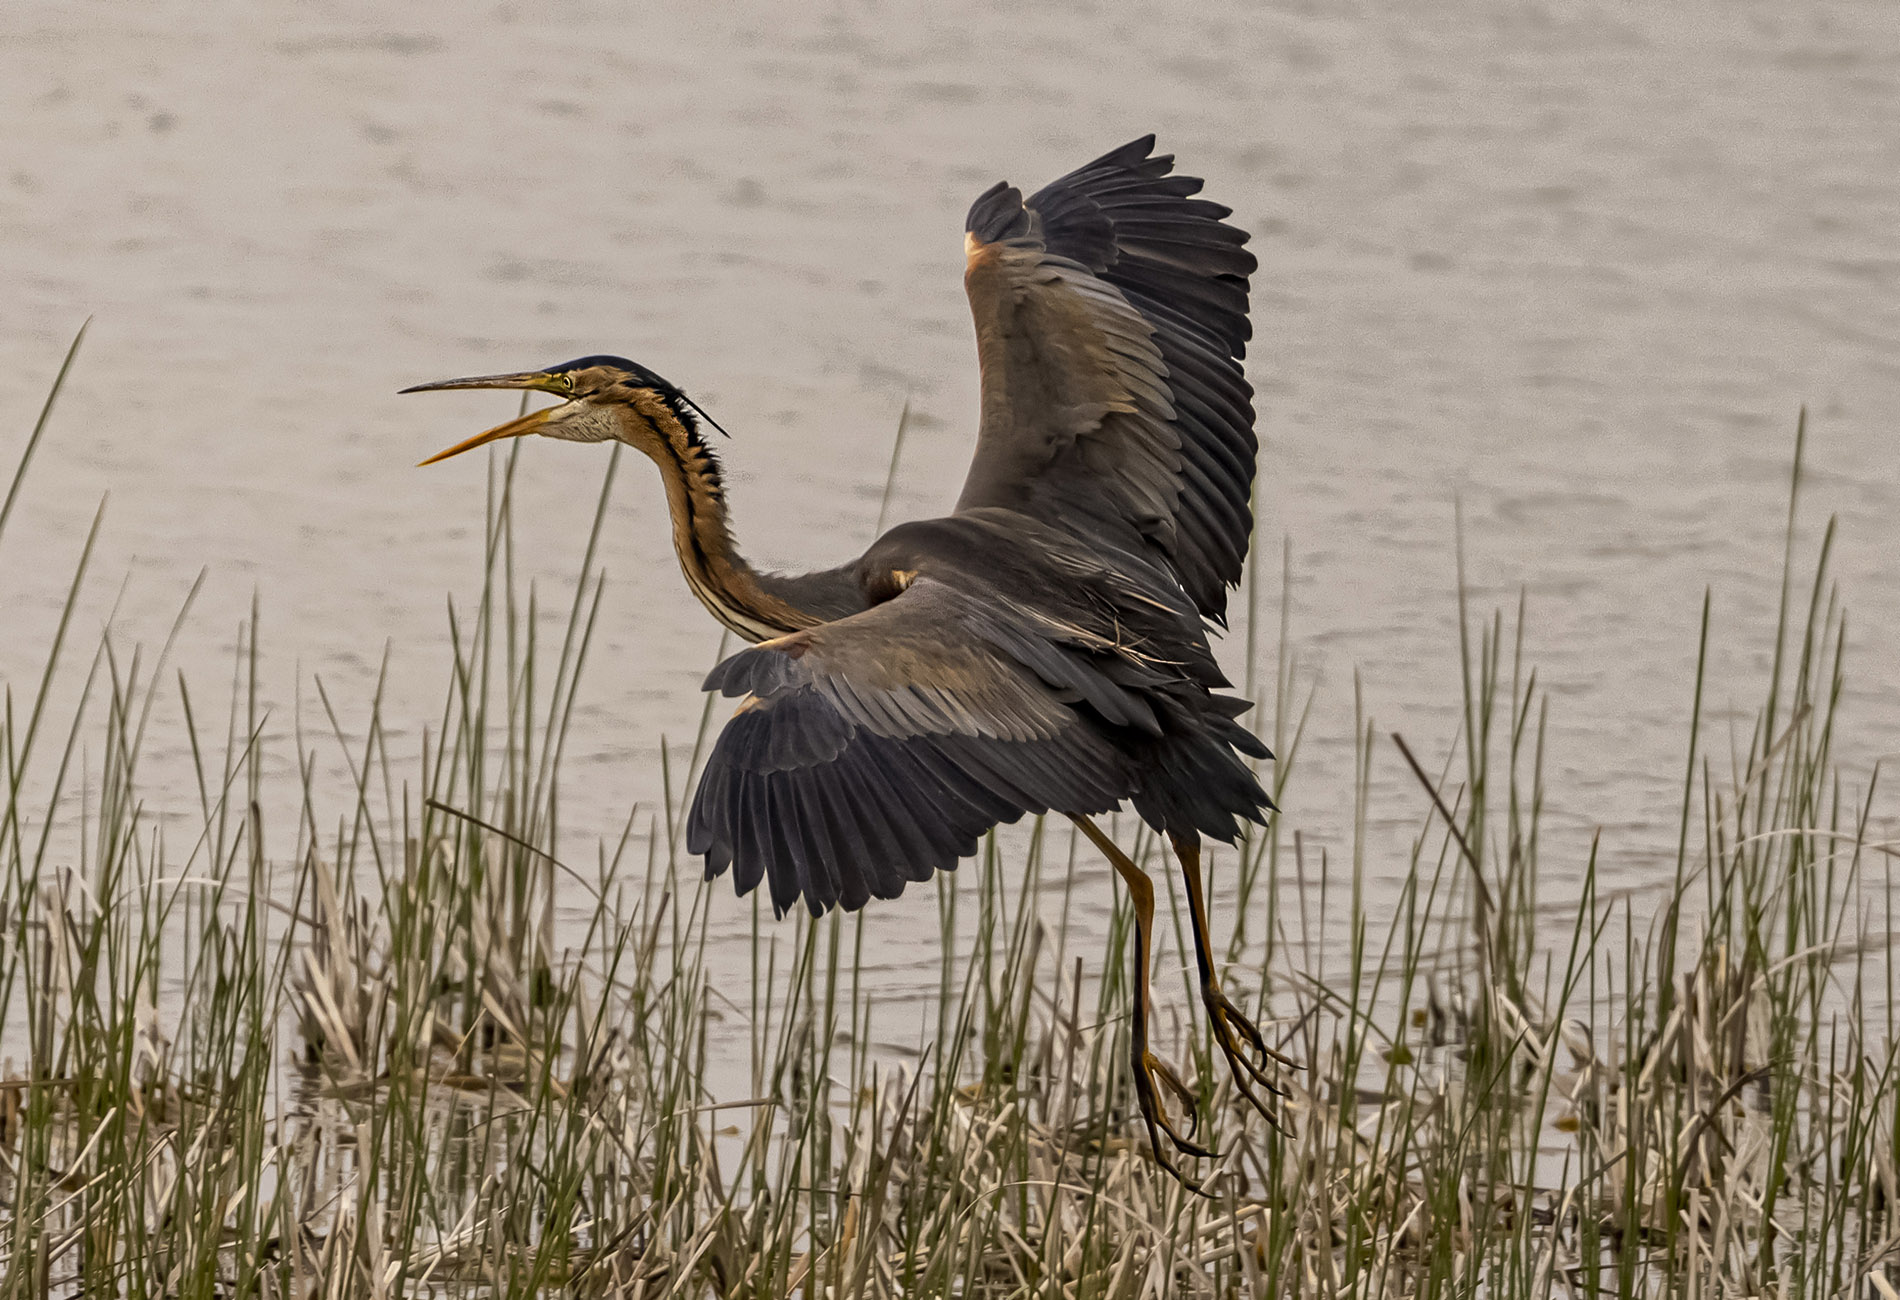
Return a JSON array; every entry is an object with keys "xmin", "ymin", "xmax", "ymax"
[{"xmin": 4, "ymin": 0, "xmax": 1899, "ymax": 1016}]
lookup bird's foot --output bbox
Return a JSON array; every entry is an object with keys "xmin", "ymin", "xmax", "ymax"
[
  {"xmin": 1132, "ymin": 1047, "xmax": 1216, "ymax": 1192},
  {"xmin": 1204, "ymin": 984, "xmax": 1295, "ymax": 1131}
]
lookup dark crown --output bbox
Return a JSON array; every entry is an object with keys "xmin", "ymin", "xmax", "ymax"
[{"xmin": 547, "ymin": 355, "xmax": 679, "ymax": 394}]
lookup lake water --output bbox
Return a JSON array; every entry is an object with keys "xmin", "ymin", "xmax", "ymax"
[{"xmin": 5, "ymin": 0, "xmax": 1899, "ymax": 1024}]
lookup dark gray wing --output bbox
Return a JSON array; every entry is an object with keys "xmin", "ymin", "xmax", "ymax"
[
  {"xmin": 955, "ymin": 135, "xmax": 1257, "ymax": 624},
  {"xmin": 686, "ymin": 578, "xmax": 1136, "ymax": 916}
]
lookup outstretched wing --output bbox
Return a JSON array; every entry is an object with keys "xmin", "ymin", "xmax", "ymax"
[
  {"xmin": 686, "ymin": 578, "xmax": 1137, "ymax": 917},
  {"xmin": 955, "ymin": 135, "xmax": 1257, "ymax": 624}
]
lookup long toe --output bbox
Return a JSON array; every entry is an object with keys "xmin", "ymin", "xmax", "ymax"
[
  {"xmin": 1212, "ymin": 987, "xmax": 1299, "ymax": 1070},
  {"xmin": 1208, "ymin": 988, "xmax": 1295, "ymax": 1092},
  {"xmin": 1133, "ymin": 1050, "xmax": 1218, "ymax": 1162},
  {"xmin": 1146, "ymin": 1051, "xmax": 1211, "ymax": 1142},
  {"xmin": 1203, "ymin": 990, "xmax": 1295, "ymax": 1134},
  {"xmin": 1212, "ymin": 1027, "xmax": 1289, "ymax": 1132}
]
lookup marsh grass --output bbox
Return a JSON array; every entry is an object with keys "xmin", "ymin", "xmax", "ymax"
[{"xmin": 0, "ymin": 343, "xmax": 1895, "ymax": 1298}]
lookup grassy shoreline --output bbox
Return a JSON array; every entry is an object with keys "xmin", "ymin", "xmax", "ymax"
[{"xmin": 1, "ymin": 345, "xmax": 1895, "ymax": 1297}]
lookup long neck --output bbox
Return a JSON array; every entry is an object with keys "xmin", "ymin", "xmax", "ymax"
[{"xmin": 630, "ymin": 397, "xmax": 823, "ymax": 643}]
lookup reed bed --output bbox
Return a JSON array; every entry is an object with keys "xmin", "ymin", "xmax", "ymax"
[{"xmin": 0, "ymin": 341, "xmax": 1894, "ymax": 1298}]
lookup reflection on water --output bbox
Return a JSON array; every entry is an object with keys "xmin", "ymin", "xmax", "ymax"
[{"xmin": 4, "ymin": 1, "xmax": 1899, "ymax": 1012}]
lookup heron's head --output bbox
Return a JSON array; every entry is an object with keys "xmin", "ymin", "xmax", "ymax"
[{"xmin": 404, "ymin": 356, "xmax": 720, "ymax": 466}]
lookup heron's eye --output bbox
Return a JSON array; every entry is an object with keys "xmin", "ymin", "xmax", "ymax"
[{"xmin": 556, "ymin": 374, "xmax": 577, "ymax": 394}]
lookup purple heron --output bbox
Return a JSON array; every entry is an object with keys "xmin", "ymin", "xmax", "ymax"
[{"xmin": 406, "ymin": 136, "xmax": 1283, "ymax": 1182}]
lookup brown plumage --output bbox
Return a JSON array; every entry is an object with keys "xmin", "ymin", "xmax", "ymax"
[{"xmin": 405, "ymin": 137, "xmax": 1287, "ymax": 1187}]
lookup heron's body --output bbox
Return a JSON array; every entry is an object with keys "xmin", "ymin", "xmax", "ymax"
[
  {"xmin": 692, "ymin": 507, "xmax": 1268, "ymax": 915},
  {"xmin": 408, "ymin": 136, "xmax": 1286, "ymax": 1182}
]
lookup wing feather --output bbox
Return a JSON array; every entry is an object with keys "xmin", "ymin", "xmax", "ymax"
[
  {"xmin": 687, "ymin": 579, "xmax": 1136, "ymax": 915},
  {"xmin": 955, "ymin": 136, "xmax": 1258, "ymax": 622}
]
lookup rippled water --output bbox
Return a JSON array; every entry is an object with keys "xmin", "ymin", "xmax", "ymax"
[{"xmin": 5, "ymin": 1, "xmax": 1899, "ymax": 1004}]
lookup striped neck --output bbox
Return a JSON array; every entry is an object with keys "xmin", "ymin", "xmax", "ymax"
[{"xmin": 629, "ymin": 393, "xmax": 820, "ymax": 643}]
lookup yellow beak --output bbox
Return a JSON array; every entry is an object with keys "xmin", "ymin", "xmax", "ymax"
[
  {"xmin": 413, "ymin": 405, "xmax": 552, "ymax": 466},
  {"xmin": 401, "ymin": 371, "xmax": 562, "ymax": 466}
]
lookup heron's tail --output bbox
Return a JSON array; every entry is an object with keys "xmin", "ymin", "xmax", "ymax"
[{"xmin": 1129, "ymin": 691, "xmax": 1274, "ymax": 845}]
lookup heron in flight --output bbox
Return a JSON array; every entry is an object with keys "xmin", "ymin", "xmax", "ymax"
[{"xmin": 406, "ymin": 136, "xmax": 1283, "ymax": 1180}]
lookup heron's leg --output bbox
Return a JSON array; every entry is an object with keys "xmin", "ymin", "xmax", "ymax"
[
  {"xmin": 1068, "ymin": 815, "xmax": 1214, "ymax": 1180},
  {"xmin": 1172, "ymin": 833, "xmax": 1295, "ymax": 1128}
]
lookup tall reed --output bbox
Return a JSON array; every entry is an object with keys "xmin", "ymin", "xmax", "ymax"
[{"xmin": 0, "ymin": 345, "xmax": 1892, "ymax": 1297}]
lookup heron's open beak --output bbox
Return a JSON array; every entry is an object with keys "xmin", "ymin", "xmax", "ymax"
[{"xmin": 401, "ymin": 371, "xmax": 564, "ymax": 466}]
